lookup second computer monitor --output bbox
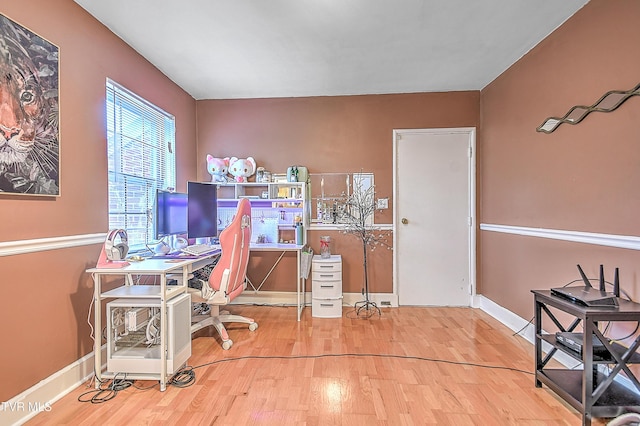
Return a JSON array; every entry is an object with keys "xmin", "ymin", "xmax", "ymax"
[
  {"xmin": 187, "ymin": 181, "xmax": 218, "ymax": 240},
  {"xmin": 155, "ymin": 190, "xmax": 188, "ymax": 239}
]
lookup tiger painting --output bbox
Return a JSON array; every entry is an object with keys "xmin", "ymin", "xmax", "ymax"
[{"xmin": 0, "ymin": 14, "xmax": 59, "ymax": 195}]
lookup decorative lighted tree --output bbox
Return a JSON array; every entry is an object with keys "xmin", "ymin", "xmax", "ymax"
[{"xmin": 340, "ymin": 179, "xmax": 392, "ymax": 317}]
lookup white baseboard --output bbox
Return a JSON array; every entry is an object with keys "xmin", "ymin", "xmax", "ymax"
[
  {"xmin": 343, "ymin": 292, "xmax": 398, "ymax": 308},
  {"xmin": 234, "ymin": 290, "xmax": 301, "ymax": 306},
  {"xmin": 476, "ymin": 294, "xmax": 639, "ymax": 395},
  {"xmin": 0, "ymin": 347, "xmax": 105, "ymax": 426},
  {"xmin": 234, "ymin": 291, "xmax": 398, "ymax": 308}
]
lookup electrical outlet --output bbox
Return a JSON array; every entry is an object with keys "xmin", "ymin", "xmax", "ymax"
[{"xmin": 376, "ymin": 198, "xmax": 389, "ymax": 209}]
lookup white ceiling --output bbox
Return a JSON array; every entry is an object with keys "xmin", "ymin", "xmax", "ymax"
[{"xmin": 74, "ymin": 0, "xmax": 589, "ymax": 100}]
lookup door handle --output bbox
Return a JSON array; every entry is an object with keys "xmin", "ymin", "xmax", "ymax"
[{"xmin": 401, "ymin": 218, "xmax": 408, "ymax": 225}]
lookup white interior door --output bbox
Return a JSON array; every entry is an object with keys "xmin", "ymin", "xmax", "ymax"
[{"xmin": 394, "ymin": 128, "xmax": 475, "ymax": 306}]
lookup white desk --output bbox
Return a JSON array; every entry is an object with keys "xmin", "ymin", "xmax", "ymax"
[
  {"xmin": 247, "ymin": 243, "xmax": 307, "ymax": 320},
  {"xmin": 86, "ymin": 253, "xmax": 218, "ymax": 391}
]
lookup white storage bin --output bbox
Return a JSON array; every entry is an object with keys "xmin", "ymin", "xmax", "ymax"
[
  {"xmin": 312, "ymin": 279, "xmax": 342, "ymax": 298},
  {"xmin": 312, "ymin": 270, "xmax": 342, "ymax": 282},
  {"xmin": 312, "ymin": 254, "xmax": 342, "ymax": 318},
  {"xmin": 312, "ymin": 298, "xmax": 343, "ymax": 318},
  {"xmin": 312, "ymin": 256, "xmax": 342, "ymax": 273}
]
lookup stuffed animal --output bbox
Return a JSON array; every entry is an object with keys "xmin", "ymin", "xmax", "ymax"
[
  {"xmin": 228, "ymin": 157, "xmax": 257, "ymax": 182},
  {"xmin": 206, "ymin": 155, "xmax": 230, "ymax": 183}
]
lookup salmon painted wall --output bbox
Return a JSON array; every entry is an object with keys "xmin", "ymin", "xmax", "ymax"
[
  {"xmin": 480, "ymin": 0, "xmax": 640, "ymax": 318},
  {"xmin": 0, "ymin": 0, "xmax": 197, "ymax": 401},
  {"xmin": 196, "ymin": 93, "xmax": 480, "ymax": 293}
]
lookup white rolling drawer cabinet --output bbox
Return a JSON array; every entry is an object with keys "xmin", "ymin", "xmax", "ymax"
[{"xmin": 311, "ymin": 254, "xmax": 343, "ymax": 318}]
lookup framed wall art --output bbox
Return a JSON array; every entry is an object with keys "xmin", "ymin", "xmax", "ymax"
[{"xmin": 0, "ymin": 13, "xmax": 59, "ymax": 196}]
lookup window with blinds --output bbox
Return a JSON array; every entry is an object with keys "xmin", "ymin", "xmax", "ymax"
[{"xmin": 106, "ymin": 79, "xmax": 176, "ymax": 251}]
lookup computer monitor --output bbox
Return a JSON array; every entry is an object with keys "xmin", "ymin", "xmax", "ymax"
[
  {"xmin": 154, "ymin": 190, "xmax": 188, "ymax": 239},
  {"xmin": 187, "ymin": 181, "xmax": 218, "ymax": 240}
]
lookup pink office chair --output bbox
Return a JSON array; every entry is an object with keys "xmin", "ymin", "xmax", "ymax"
[{"xmin": 190, "ymin": 198, "xmax": 257, "ymax": 349}]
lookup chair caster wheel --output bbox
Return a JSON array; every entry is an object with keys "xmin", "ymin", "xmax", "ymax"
[
  {"xmin": 222, "ymin": 340, "xmax": 233, "ymax": 350},
  {"xmin": 249, "ymin": 322, "xmax": 258, "ymax": 331}
]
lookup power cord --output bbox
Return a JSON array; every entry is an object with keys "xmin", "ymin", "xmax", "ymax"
[
  {"xmin": 169, "ymin": 366, "xmax": 196, "ymax": 388},
  {"xmin": 345, "ymin": 306, "xmax": 381, "ymax": 319},
  {"xmin": 609, "ymin": 322, "xmax": 640, "ymax": 343},
  {"xmin": 78, "ymin": 373, "xmax": 134, "ymax": 404},
  {"xmin": 190, "ymin": 352, "xmax": 534, "ymax": 376},
  {"xmin": 511, "ymin": 275, "xmax": 637, "ymax": 339},
  {"xmin": 87, "ymin": 287, "xmax": 96, "ymax": 343},
  {"xmin": 78, "ymin": 366, "xmax": 193, "ymax": 404},
  {"xmin": 511, "ymin": 278, "xmax": 586, "ymax": 338},
  {"xmin": 78, "ymin": 350, "xmax": 532, "ymax": 404}
]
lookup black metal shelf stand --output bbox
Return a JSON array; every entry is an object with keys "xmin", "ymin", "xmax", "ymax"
[{"xmin": 532, "ymin": 290, "xmax": 640, "ymax": 426}]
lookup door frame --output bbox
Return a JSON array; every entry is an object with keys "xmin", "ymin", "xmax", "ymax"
[{"xmin": 392, "ymin": 127, "xmax": 477, "ymax": 305}]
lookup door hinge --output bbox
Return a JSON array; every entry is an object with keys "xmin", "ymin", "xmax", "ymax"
[
  {"xmin": 468, "ymin": 146, "xmax": 473, "ymax": 158},
  {"xmin": 468, "ymin": 217, "xmax": 472, "ymax": 226}
]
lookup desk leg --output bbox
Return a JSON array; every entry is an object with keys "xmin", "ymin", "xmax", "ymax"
[
  {"xmin": 583, "ymin": 320, "xmax": 596, "ymax": 426},
  {"xmin": 160, "ymin": 274, "xmax": 167, "ymax": 392},
  {"xmin": 93, "ymin": 274, "xmax": 102, "ymax": 389},
  {"xmin": 244, "ymin": 249, "xmax": 305, "ymax": 320},
  {"xmin": 297, "ymin": 249, "xmax": 302, "ymax": 321},
  {"xmin": 534, "ymin": 298, "xmax": 542, "ymax": 388}
]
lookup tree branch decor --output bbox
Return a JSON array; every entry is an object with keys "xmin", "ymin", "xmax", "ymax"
[{"xmin": 340, "ymin": 179, "xmax": 392, "ymax": 318}]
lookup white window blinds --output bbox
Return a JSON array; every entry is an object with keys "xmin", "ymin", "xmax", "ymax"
[{"xmin": 106, "ymin": 79, "xmax": 176, "ymax": 251}]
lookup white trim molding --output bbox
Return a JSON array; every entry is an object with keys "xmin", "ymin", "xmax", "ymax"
[
  {"xmin": 0, "ymin": 233, "xmax": 106, "ymax": 257},
  {"xmin": 309, "ymin": 223, "xmax": 393, "ymax": 231},
  {"xmin": 0, "ymin": 348, "xmax": 102, "ymax": 426},
  {"xmin": 480, "ymin": 223, "xmax": 640, "ymax": 251},
  {"xmin": 235, "ymin": 291, "xmax": 398, "ymax": 308}
]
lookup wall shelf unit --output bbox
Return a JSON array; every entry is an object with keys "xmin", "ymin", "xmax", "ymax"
[{"xmin": 216, "ymin": 182, "xmax": 309, "ymax": 244}]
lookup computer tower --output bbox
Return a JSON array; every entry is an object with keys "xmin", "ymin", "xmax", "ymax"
[{"xmin": 106, "ymin": 293, "xmax": 191, "ymax": 375}]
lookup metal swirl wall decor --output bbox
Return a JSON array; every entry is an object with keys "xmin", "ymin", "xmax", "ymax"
[{"xmin": 536, "ymin": 82, "xmax": 640, "ymax": 133}]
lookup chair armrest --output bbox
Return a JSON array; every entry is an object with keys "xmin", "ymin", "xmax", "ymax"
[{"xmin": 209, "ymin": 269, "xmax": 230, "ymax": 304}]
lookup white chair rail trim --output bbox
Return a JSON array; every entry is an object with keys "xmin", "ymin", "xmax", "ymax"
[
  {"xmin": 0, "ymin": 233, "xmax": 106, "ymax": 257},
  {"xmin": 480, "ymin": 223, "xmax": 640, "ymax": 251}
]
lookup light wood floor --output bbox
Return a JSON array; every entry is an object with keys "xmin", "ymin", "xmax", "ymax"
[{"xmin": 26, "ymin": 305, "xmax": 609, "ymax": 425}]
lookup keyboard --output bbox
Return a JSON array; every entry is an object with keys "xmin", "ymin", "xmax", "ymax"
[{"xmin": 181, "ymin": 244, "xmax": 219, "ymax": 256}]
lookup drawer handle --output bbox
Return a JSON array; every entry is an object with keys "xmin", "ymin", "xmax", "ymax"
[
  {"xmin": 320, "ymin": 285, "xmax": 334, "ymax": 288},
  {"xmin": 320, "ymin": 304, "xmax": 334, "ymax": 307},
  {"xmin": 319, "ymin": 265, "xmax": 334, "ymax": 268},
  {"xmin": 319, "ymin": 274, "xmax": 334, "ymax": 278}
]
